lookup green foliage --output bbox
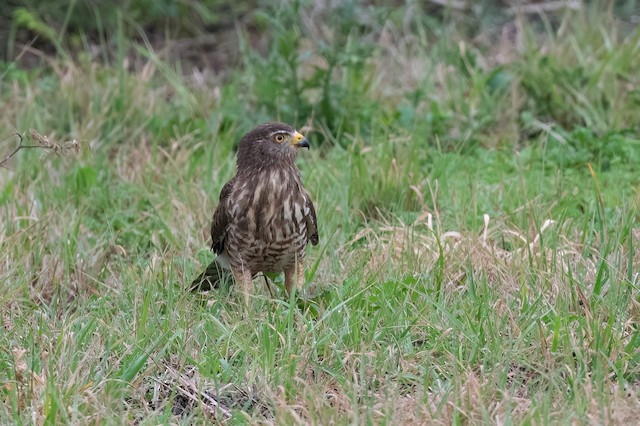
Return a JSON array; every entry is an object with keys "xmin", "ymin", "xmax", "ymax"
[
  {"xmin": 2, "ymin": 1, "xmax": 640, "ymax": 423},
  {"xmin": 12, "ymin": 7, "xmax": 58, "ymax": 45},
  {"xmin": 516, "ymin": 8, "xmax": 640, "ymax": 132},
  {"xmin": 241, "ymin": 0, "xmax": 385, "ymax": 143},
  {"xmin": 541, "ymin": 126, "xmax": 640, "ymax": 171},
  {"xmin": 6, "ymin": 0, "xmax": 257, "ymax": 38}
]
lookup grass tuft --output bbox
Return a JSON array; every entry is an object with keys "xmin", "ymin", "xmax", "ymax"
[{"xmin": 2, "ymin": 1, "xmax": 640, "ymax": 423}]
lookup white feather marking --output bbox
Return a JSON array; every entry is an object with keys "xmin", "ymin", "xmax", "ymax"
[
  {"xmin": 253, "ymin": 182, "xmax": 263, "ymax": 202},
  {"xmin": 269, "ymin": 172, "xmax": 280, "ymax": 187},
  {"xmin": 215, "ymin": 253, "xmax": 230, "ymax": 269},
  {"xmin": 283, "ymin": 195, "xmax": 292, "ymax": 221},
  {"xmin": 247, "ymin": 207, "xmax": 256, "ymax": 231},
  {"xmin": 294, "ymin": 202, "xmax": 304, "ymax": 222}
]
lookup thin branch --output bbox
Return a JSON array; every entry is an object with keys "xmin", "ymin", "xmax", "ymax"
[
  {"xmin": 508, "ymin": 0, "xmax": 582, "ymax": 15},
  {"xmin": 426, "ymin": 0, "xmax": 468, "ymax": 10},
  {"xmin": 0, "ymin": 133, "xmax": 53, "ymax": 168}
]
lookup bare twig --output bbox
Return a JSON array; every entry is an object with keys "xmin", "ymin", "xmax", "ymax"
[
  {"xmin": 426, "ymin": 0, "xmax": 468, "ymax": 10},
  {"xmin": 0, "ymin": 133, "xmax": 53, "ymax": 168},
  {"xmin": 426, "ymin": 0, "xmax": 581, "ymax": 15},
  {"xmin": 0, "ymin": 130, "xmax": 81, "ymax": 168},
  {"xmin": 508, "ymin": 0, "xmax": 582, "ymax": 15}
]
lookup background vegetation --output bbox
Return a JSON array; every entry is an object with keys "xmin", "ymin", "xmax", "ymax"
[{"xmin": 1, "ymin": 0, "xmax": 639, "ymax": 423}]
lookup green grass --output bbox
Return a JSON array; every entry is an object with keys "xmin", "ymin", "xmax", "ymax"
[{"xmin": 1, "ymin": 1, "xmax": 640, "ymax": 424}]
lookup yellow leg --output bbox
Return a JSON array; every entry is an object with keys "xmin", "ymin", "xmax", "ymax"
[
  {"xmin": 284, "ymin": 258, "xmax": 305, "ymax": 296},
  {"xmin": 296, "ymin": 259, "xmax": 305, "ymax": 292},
  {"xmin": 233, "ymin": 269, "xmax": 253, "ymax": 306},
  {"xmin": 284, "ymin": 267, "xmax": 294, "ymax": 295}
]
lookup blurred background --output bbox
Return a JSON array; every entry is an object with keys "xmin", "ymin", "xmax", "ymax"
[
  {"xmin": 2, "ymin": 3, "xmax": 640, "ymax": 423},
  {"xmin": 2, "ymin": 1, "xmax": 639, "ymax": 150}
]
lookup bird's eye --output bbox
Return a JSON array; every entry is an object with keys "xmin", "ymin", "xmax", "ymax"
[{"xmin": 274, "ymin": 134, "xmax": 285, "ymax": 143}]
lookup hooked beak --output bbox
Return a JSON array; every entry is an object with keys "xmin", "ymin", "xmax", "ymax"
[{"xmin": 292, "ymin": 131, "xmax": 310, "ymax": 149}]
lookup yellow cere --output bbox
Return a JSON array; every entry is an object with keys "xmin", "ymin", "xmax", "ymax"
[{"xmin": 292, "ymin": 132, "xmax": 304, "ymax": 145}]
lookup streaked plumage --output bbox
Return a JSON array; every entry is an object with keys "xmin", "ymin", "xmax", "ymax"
[{"xmin": 191, "ymin": 122, "xmax": 318, "ymax": 303}]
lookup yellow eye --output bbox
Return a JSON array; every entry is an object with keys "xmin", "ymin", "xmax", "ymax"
[{"xmin": 274, "ymin": 134, "xmax": 285, "ymax": 143}]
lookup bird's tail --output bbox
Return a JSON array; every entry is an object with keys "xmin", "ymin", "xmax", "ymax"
[{"xmin": 190, "ymin": 261, "xmax": 232, "ymax": 292}]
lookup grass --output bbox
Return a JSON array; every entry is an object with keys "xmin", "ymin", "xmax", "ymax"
[{"xmin": 1, "ymin": 1, "xmax": 640, "ymax": 424}]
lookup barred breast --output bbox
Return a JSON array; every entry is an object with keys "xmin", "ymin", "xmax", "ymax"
[{"xmin": 226, "ymin": 168, "xmax": 311, "ymax": 274}]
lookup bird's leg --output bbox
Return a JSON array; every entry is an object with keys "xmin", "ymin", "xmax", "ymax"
[
  {"xmin": 284, "ymin": 257, "xmax": 305, "ymax": 297},
  {"xmin": 284, "ymin": 267, "xmax": 294, "ymax": 296},
  {"xmin": 233, "ymin": 268, "xmax": 253, "ymax": 306},
  {"xmin": 295, "ymin": 258, "xmax": 305, "ymax": 293}
]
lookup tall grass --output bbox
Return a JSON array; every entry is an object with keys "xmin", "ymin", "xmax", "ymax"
[{"xmin": 1, "ymin": 1, "xmax": 639, "ymax": 423}]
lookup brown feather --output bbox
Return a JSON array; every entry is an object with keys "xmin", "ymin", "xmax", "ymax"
[
  {"xmin": 191, "ymin": 122, "xmax": 319, "ymax": 299},
  {"xmin": 210, "ymin": 178, "xmax": 235, "ymax": 254}
]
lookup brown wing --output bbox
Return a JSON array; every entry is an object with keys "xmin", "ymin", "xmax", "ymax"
[
  {"xmin": 304, "ymin": 191, "xmax": 319, "ymax": 246},
  {"xmin": 210, "ymin": 178, "xmax": 235, "ymax": 255}
]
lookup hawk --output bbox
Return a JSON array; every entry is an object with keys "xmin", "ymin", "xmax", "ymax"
[{"xmin": 191, "ymin": 122, "xmax": 319, "ymax": 304}]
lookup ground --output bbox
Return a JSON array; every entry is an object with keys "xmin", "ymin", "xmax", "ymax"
[{"xmin": 1, "ymin": 1, "xmax": 640, "ymax": 424}]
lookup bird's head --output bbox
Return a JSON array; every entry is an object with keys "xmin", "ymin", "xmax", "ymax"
[{"xmin": 236, "ymin": 122, "xmax": 310, "ymax": 170}]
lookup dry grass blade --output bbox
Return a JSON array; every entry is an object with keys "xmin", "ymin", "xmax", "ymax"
[
  {"xmin": 163, "ymin": 365, "xmax": 233, "ymax": 420},
  {"xmin": 343, "ymin": 209, "xmax": 610, "ymax": 303},
  {"xmin": 2, "ymin": 1, "xmax": 639, "ymax": 423}
]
